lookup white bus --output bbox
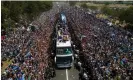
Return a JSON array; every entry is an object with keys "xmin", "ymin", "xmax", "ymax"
[
  {"xmin": 54, "ymin": 14, "xmax": 74, "ymax": 68},
  {"xmin": 55, "ymin": 39, "xmax": 73, "ymax": 68}
]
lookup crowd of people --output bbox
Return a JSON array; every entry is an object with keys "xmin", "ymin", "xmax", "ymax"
[
  {"xmin": 65, "ymin": 7, "xmax": 133, "ymax": 80},
  {"xmin": 1, "ymin": 4, "xmax": 133, "ymax": 80},
  {"xmin": 1, "ymin": 8, "xmax": 57, "ymax": 80}
]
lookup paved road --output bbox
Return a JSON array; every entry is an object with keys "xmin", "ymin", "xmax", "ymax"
[
  {"xmin": 51, "ymin": 2, "xmax": 79, "ymax": 80},
  {"xmin": 52, "ymin": 65, "xmax": 79, "ymax": 80}
]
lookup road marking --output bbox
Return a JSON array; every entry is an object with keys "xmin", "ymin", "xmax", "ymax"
[{"xmin": 66, "ymin": 69, "xmax": 69, "ymax": 80}]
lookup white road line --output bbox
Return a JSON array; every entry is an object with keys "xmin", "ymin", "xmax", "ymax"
[{"xmin": 66, "ymin": 69, "xmax": 69, "ymax": 80}]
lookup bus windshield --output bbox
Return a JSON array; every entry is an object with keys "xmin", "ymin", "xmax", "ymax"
[
  {"xmin": 56, "ymin": 56, "xmax": 72, "ymax": 64},
  {"xmin": 56, "ymin": 47, "xmax": 72, "ymax": 55}
]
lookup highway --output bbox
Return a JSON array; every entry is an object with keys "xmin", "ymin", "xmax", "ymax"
[{"xmin": 52, "ymin": 65, "xmax": 79, "ymax": 80}]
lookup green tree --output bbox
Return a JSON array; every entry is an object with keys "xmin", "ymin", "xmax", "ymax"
[
  {"xmin": 105, "ymin": 2, "xmax": 110, "ymax": 5},
  {"xmin": 1, "ymin": 6, "xmax": 9, "ymax": 23},
  {"xmin": 69, "ymin": 1, "xmax": 77, "ymax": 6},
  {"xmin": 1, "ymin": 1, "xmax": 53, "ymax": 31},
  {"xmin": 88, "ymin": 6, "xmax": 97, "ymax": 10},
  {"xmin": 101, "ymin": 5, "xmax": 113, "ymax": 15},
  {"xmin": 119, "ymin": 6, "xmax": 133, "ymax": 24},
  {"xmin": 81, "ymin": 3, "xmax": 88, "ymax": 8},
  {"xmin": 118, "ymin": 6, "xmax": 133, "ymax": 30},
  {"xmin": 9, "ymin": 2, "xmax": 23, "ymax": 22}
]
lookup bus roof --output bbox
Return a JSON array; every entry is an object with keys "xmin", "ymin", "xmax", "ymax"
[{"xmin": 56, "ymin": 40, "xmax": 71, "ymax": 48}]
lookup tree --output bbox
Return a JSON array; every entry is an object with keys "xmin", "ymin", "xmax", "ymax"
[
  {"xmin": 81, "ymin": 3, "xmax": 88, "ymax": 9},
  {"xmin": 105, "ymin": 2, "xmax": 110, "ymax": 5},
  {"xmin": 9, "ymin": 2, "xmax": 23, "ymax": 22},
  {"xmin": 101, "ymin": 5, "xmax": 113, "ymax": 15},
  {"xmin": 88, "ymin": 6, "xmax": 97, "ymax": 10},
  {"xmin": 1, "ymin": 1, "xmax": 53, "ymax": 31},
  {"xmin": 119, "ymin": 6, "xmax": 133, "ymax": 24},
  {"xmin": 118, "ymin": 6, "xmax": 133, "ymax": 30},
  {"xmin": 1, "ymin": 6, "xmax": 9, "ymax": 23},
  {"xmin": 69, "ymin": 1, "xmax": 77, "ymax": 6}
]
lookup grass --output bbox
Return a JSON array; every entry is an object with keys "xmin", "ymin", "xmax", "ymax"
[{"xmin": 1, "ymin": 59, "xmax": 13, "ymax": 73}]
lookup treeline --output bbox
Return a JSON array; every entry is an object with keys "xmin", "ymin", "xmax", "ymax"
[
  {"xmin": 101, "ymin": 6, "xmax": 133, "ymax": 26},
  {"xmin": 1, "ymin": 1, "xmax": 53, "ymax": 31},
  {"xmin": 69, "ymin": 1, "xmax": 77, "ymax": 6},
  {"xmin": 80, "ymin": 3, "xmax": 133, "ymax": 30},
  {"xmin": 94, "ymin": 1, "xmax": 133, "ymax": 4}
]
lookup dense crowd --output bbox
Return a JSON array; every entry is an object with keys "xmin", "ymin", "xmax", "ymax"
[
  {"xmin": 1, "ymin": 8, "xmax": 57, "ymax": 80},
  {"xmin": 65, "ymin": 7, "xmax": 133, "ymax": 80},
  {"xmin": 1, "ymin": 4, "xmax": 133, "ymax": 80}
]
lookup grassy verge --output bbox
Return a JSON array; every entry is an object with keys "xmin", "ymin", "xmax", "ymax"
[{"xmin": 1, "ymin": 59, "xmax": 13, "ymax": 73}]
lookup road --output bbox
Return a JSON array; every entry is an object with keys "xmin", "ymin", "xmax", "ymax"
[
  {"xmin": 52, "ymin": 65, "xmax": 79, "ymax": 80},
  {"xmin": 51, "ymin": 2, "xmax": 79, "ymax": 80}
]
